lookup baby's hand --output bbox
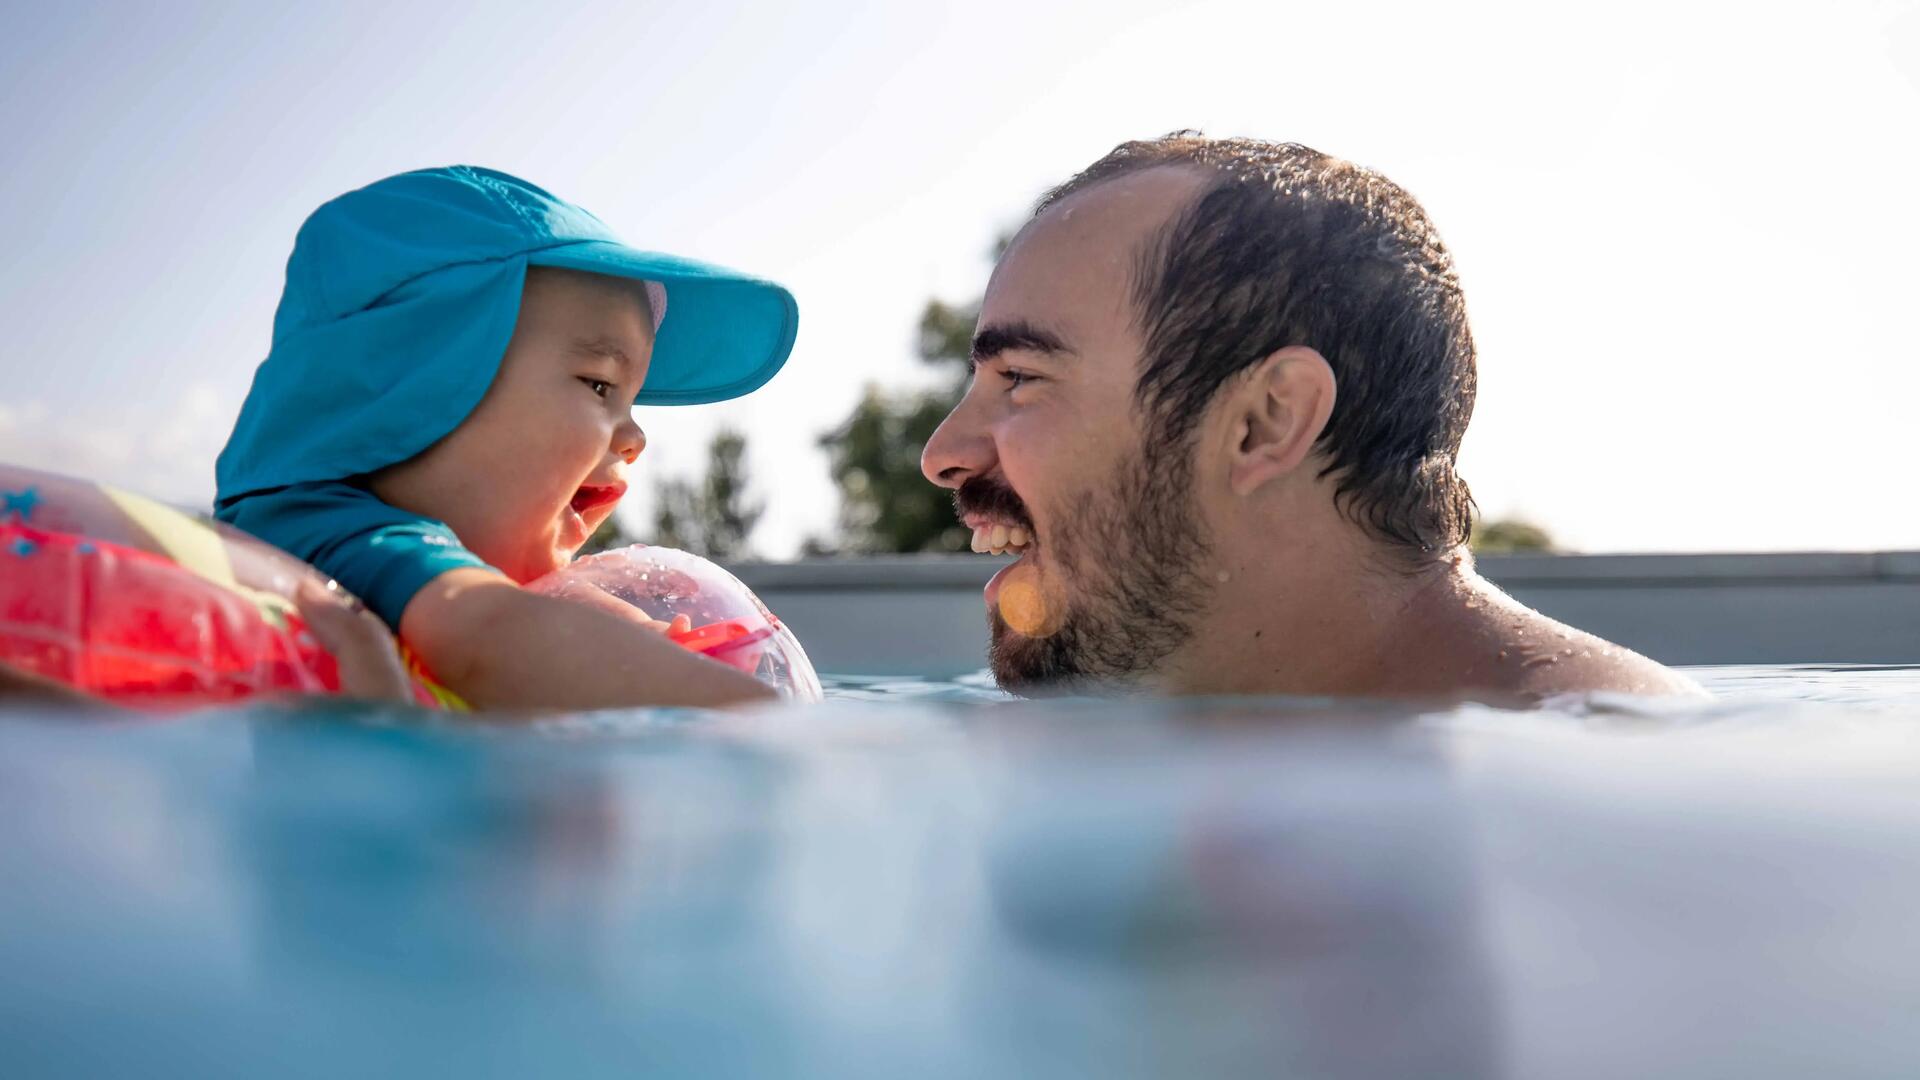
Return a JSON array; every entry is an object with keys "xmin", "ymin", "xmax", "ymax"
[
  {"xmin": 626, "ymin": 611, "xmax": 696, "ymax": 638},
  {"xmin": 561, "ymin": 582, "xmax": 692, "ymax": 637},
  {"xmin": 295, "ymin": 579, "xmax": 412, "ymax": 702}
]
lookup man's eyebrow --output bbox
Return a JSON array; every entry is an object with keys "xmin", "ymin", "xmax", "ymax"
[
  {"xmin": 969, "ymin": 321, "xmax": 1074, "ymax": 372},
  {"xmin": 568, "ymin": 336, "xmax": 633, "ymax": 368}
]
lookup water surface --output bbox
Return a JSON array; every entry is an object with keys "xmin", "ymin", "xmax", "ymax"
[{"xmin": 1, "ymin": 665, "xmax": 1915, "ymax": 1078}]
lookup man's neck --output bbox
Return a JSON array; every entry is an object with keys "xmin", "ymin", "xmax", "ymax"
[
  {"xmin": 1154, "ymin": 536, "xmax": 1483, "ymax": 698},
  {"xmin": 1151, "ymin": 534, "xmax": 1702, "ymax": 703}
]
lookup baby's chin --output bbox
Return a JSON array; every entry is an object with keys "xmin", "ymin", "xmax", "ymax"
[
  {"xmin": 513, "ymin": 551, "xmax": 563, "ymax": 583},
  {"xmin": 497, "ymin": 533, "xmax": 576, "ymax": 585},
  {"xmin": 494, "ymin": 506, "xmax": 609, "ymax": 583},
  {"xmin": 531, "ymin": 534, "xmax": 586, "ymax": 579}
]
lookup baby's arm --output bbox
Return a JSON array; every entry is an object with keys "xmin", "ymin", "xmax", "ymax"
[{"xmin": 398, "ymin": 568, "xmax": 775, "ymax": 710}]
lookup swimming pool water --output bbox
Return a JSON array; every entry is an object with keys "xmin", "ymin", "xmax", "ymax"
[{"xmin": 1, "ymin": 665, "xmax": 1916, "ymax": 1077}]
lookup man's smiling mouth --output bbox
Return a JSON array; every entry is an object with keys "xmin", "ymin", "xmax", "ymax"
[
  {"xmin": 955, "ymin": 476, "xmax": 1038, "ymax": 561},
  {"xmin": 969, "ymin": 521, "xmax": 1033, "ymax": 556}
]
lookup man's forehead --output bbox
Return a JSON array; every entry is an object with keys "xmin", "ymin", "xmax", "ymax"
[
  {"xmin": 983, "ymin": 165, "xmax": 1213, "ymax": 326},
  {"xmin": 1034, "ymin": 164, "xmax": 1213, "ymax": 242}
]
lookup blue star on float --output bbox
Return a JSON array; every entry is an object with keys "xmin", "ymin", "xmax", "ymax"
[
  {"xmin": 2, "ymin": 486, "xmax": 40, "ymax": 521},
  {"xmin": 8, "ymin": 537, "xmax": 34, "ymax": 558}
]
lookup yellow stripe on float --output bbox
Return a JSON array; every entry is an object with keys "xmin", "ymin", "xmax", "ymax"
[
  {"xmin": 102, "ymin": 485, "xmax": 239, "ymax": 589},
  {"xmin": 102, "ymin": 484, "xmax": 297, "ymax": 629}
]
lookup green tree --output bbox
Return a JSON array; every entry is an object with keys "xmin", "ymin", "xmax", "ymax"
[
  {"xmin": 811, "ymin": 297, "xmax": 980, "ymax": 554},
  {"xmin": 651, "ymin": 427, "xmax": 764, "ymax": 560},
  {"xmin": 812, "ymin": 233, "xmax": 1020, "ymax": 556},
  {"xmin": 1470, "ymin": 516, "xmax": 1557, "ymax": 554}
]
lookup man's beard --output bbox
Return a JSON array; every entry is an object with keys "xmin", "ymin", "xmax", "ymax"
[{"xmin": 972, "ymin": 440, "xmax": 1213, "ymax": 696}]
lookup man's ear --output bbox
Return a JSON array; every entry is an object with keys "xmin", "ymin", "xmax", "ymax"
[{"xmin": 1224, "ymin": 346, "xmax": 1337, "ymax": 497}]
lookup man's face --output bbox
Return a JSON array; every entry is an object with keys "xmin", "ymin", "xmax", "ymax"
[
  {"xmin": 920, "ymin": 167, "xmax": 1219, "ymax": 693},
  {"xmin": 373, "ymin": 267, "xmax": 651, "ymax": 583}
]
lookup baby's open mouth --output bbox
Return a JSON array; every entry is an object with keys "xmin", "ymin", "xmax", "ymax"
[{"xmin": 570, "ymin": 482, "xmax": 627, "ymax": 517}]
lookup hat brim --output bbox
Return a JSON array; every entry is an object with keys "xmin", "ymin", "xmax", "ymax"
[{"xmin": 527, "ymin": 240, "xmax": 798, "ymax": 406}]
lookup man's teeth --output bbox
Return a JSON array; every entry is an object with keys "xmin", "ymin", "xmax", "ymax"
[{"xmin": 970, "ymin": 523, "xmax": 1032, "ymax": 555}]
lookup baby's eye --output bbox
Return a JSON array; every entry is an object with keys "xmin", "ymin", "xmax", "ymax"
[{"xmin": 580, "ymin": 377, "xmax": 613, "ymax": 399}]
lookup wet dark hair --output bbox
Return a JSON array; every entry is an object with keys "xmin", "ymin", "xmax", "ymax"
[{"xmin": 1036, "ymin": 133, "xmax": 1478, "ymax": 556}]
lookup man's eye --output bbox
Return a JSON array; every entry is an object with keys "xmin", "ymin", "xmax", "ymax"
[
  {"xmin": 580, "ymin": 378, "xmax": 613, "ymax": 399},
  {"xmin": 1004, "ymin": 368, "xmax": 1040, "ymax": 391}
]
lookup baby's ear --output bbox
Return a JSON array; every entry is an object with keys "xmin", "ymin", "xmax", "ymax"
[{"xmin": 1223, "ymin": 346, "xmax": 1337, "ymax": 497}]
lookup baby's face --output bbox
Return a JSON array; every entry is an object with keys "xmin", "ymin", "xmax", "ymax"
[{"xmin": 373, "ymin": 266, "xmax": 652, "ymax": 582}]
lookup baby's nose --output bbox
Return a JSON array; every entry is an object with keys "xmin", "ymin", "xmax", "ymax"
[{"xmin": 616, "ymin": 416, "xmax": 646, "ymax": 463}]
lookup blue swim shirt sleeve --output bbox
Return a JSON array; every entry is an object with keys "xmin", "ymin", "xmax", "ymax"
[{"xmin": 215, "ymin": 482, "xmax": 498, "ymax": 631}]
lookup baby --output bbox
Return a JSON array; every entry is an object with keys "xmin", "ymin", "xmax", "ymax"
[{"xmin": 215, "ymin": 167, "xmax": 798, "ymax": 710}]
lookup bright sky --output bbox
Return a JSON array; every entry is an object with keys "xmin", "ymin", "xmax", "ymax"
[{"xmin": 2, "ymin": 0, "xmax": 1916, "ymax": 556}]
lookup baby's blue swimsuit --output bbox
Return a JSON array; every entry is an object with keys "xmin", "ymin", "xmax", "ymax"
[{"xmin": 216, "ymin": 483, "xmax": 495, "ymax": 631}]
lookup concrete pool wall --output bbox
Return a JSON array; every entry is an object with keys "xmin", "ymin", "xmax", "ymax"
[{"xmin": 731, "ymin": 552, "xmax": 1920, "ymax": 677}]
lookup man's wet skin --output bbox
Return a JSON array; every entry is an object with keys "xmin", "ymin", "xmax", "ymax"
[{"xmin": 925, "ymin": 147, "xmax": 1701, "ymax": 703}]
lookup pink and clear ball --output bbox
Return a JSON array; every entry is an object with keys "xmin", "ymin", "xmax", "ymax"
[{"xmin": 528, "ymin": 545, "xmax": 822, "ymax": 704}]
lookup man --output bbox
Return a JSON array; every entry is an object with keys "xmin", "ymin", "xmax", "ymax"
[{"xmin": 921, "ymin": 133, "xmax": 1698, "ymax": 701}]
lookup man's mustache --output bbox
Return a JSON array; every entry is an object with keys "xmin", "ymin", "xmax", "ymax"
[{"xmin": 954, "ymin": 476, "xmax": 1033, "ymax": 531}]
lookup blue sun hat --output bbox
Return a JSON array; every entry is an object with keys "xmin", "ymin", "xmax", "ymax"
[{"xmin": 216, "ymin": 165, "xmax": 798, "ymax": 504}]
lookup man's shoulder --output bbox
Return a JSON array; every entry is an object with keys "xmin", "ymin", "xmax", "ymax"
[{"xmin": 1483, "ymin": 605, "xmax": 1706, "ymax": 701}]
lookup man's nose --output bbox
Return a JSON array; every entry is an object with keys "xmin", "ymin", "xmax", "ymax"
[
  {"xmin": 920, "ymin": 401, "xmax": 994, "ymax": 490},
  {"xmin": 614, "ymin": 414, "xmax": 646, "ymax": 464}
]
